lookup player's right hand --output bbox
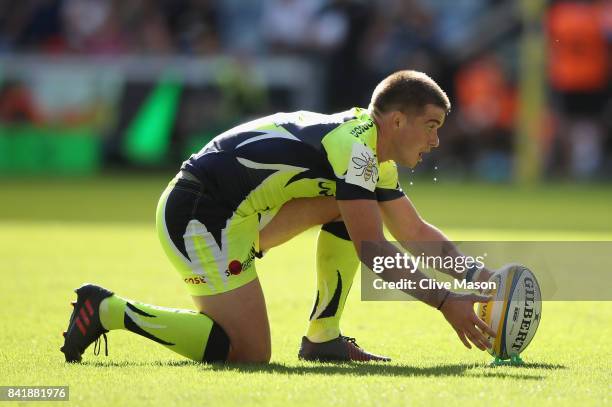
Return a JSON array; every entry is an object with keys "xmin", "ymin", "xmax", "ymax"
[{"xmin": 439, "ymin": 292, "xmax": 496, "ymax": 351}]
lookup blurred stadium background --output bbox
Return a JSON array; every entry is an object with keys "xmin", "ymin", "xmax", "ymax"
[{"xmin": 0, "ymin": 0, "xmax": 610, "ymax": 182}]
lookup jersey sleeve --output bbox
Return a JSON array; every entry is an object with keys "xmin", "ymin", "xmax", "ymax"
[
  {"xmin": 376, "ymin": 161, "xmax": 405, "ymax": 201},
  {"xmin": 321, "ymin": 120, "xmax": 379, "ymax": 200}
]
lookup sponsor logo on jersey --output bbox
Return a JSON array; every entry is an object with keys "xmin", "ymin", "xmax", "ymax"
[
  {"xmin": 228, "ymin": 260, "xmax": 242, "ymax": 275},
  {"xmin": 225, "ymin": 246, "xmax": 258, "ymax": 277},
  {"xmin": 184, "ymin": 276, "xmax": 207, "ymax": 285},
  {"xmin": 318, "ymin": 181, "xmax": 334, "ymax": 197},
  {"xmin": 184, "ymin": 246, "xmax": 258, "ymax": 284},
  {"xmin": 350, "ymin": 119, "xmax": 374, "ymax": 138}
]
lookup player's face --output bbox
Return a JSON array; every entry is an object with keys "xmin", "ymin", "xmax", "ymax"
[{"xmin": 393, "ymin": 104, "xmax": 446, "ymax": 168}]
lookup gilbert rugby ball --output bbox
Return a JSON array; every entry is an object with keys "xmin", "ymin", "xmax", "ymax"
[{"xmin": 477, "ymin": 264, "xmax": 542, "ymax": 360}]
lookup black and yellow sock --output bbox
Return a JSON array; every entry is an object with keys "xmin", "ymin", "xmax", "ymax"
[
  {"xmin": 99, "ymin": 295, "xmax": 229, "ymax": 362},
  {"xmin": 306, "ymin": 221, "xmax": 359, "ymax": 343}
]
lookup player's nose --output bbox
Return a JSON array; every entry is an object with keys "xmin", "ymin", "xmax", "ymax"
[{"xmin": 430, "ymin": 131, "xmax": 439, "ymax": 148}]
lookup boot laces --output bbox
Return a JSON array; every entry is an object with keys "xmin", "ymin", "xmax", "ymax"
[
  {"xmin": 341, "ymin": 336, "xmax": 361, "ymax": 348},
  {"xmin": 93, "ymin": 333, "xmax": 109, "ymax": 357}
]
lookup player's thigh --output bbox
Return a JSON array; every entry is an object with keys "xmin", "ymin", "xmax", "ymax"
[
  {"xmin": 191, "ymin": 278, "xmax": 270, "ymax": 363},
  {"xmin": 259, "ymin": 196, "xmax": 340, "ymax": 251},
  {"xmin": 156, "ymin": 176, "xmax": 261, "ymax": 295},
  {"xmin": 156, "ymin": 177, "xmax": 270, "ymax": 361}
]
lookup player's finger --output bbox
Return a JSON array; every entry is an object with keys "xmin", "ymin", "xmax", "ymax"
[
  {"xmin": 465, "ymin": 330, "xmax": 486, "ymax": 351},
  {"xmin": 455, "ymin": 329, "xmax": 471, "ymax": 349},
  {"xmin": 467, "ymin": 325, "xmax": 491, "ymax": 350},
  {"xmin": 473, "ymin": 314, "xmax": 496, "ymax": 338},
  {"xmin": 470, "ymin": 293, "xmax": 492, "ymax": 304}
]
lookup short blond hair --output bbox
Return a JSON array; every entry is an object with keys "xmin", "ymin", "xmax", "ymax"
[{"xmin": 369, "ymin": 70, "xmax": 451, "ymax": 115}]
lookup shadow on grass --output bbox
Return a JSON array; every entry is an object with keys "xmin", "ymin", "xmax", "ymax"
[
  {"xmin": 81, "ymin": 360, "xmax": 196, "ymax": 368},
  {"xmin": 211, "ymin": 362, "xmax": 548, "ymax": 380},
  {"xmin": 80, "ymin": 360, "xmax": 559, "ymax": 380},
  {"xmin": 504, "ymin": 362, "xmax": 567, "ymax": 370}
]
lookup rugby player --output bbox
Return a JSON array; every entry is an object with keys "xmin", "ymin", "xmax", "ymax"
[{"xmin": 60, "ymin": 70, "xmax": 496, "ymax": 364}]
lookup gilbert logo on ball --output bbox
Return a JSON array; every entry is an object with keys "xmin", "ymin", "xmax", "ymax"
[{"xmin": 477, "ymin": 264, "xmax": 542, "ymax": 362}]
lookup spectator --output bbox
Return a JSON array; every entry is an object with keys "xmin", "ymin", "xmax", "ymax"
[
  {"xmin": 62, "ymin": 0, "xmax": 126, "ymax": 54},
  {"xmin": 547, "ymin": 0, "xmax": 610, "ymax": 178},
  {"xmin": 260, "ymin": 0, "xmax": 324, "ymax": 54},
  {"xmin": 161, "ymin": 0, "xmax": 221, "ymax": 55},
  {"xmin": 0, "ymin": 80, "xmax": 43, "ymax": 124},
  {"xmin": 0, "ymin": 0, "xmax": 64, "ymax": 53},
  {"xmin": 317, "ymin": 0, "xmax": 374, "ymax": 111}
]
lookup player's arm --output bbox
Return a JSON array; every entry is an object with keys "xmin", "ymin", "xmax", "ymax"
[
  {"xmin": 378, "ymin": 195, "xmax": 493, "ymax": 282},
  {"xmin": 338, "ymin": 199, "xmax": 444, "ymax": 308},
  {"xmin": 323, "ymin": 124, "xmax": 494, "ymax": 349},
  {"xmin": 338, "ymin": 199, "xmax": 496, "ymax": 350}
]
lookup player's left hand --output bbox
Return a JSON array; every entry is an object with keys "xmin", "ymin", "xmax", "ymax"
[
  {"xmin": 476, "ymin": 268, "xmax": 493, "ymax": 282},
  {"xmin": 439, "ymin": 292, "xmax": 496, "ymax": 351}
]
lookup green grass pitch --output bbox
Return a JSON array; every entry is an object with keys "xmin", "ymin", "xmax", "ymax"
[{"xmin": 1, "ymin": 176, "xmax": 610, "ymax": 406}]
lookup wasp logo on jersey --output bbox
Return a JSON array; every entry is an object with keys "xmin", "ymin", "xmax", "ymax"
[
  {"xmin": 346, "ymin": 143, "xmax": 378, "ymax": 191},
  {"xmin": 352, "ymin": 152, "xmax": 378, "ymax": 183}
]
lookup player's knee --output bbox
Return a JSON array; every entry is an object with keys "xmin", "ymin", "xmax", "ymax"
[
  {"xmin": 229, "ymin": 342, "xmax": 271, "ymax": 363},
  {"xmin": 248, "ymin": 347, "xmax": 271, "ymax": 363},
  {"xmin": 200, "ymin": 322, "xmax": 271, "ymax": 364},
  {"xmin": 202, "ymin": 321, "xmax": 231, "ymax": 363},
  {"xmin": 247, "ymin": 335, "xmax": 272, "ymax": 363},
  {"xmin": 223, "ymin": 324, "xmax": 271, "ymax": 363}
]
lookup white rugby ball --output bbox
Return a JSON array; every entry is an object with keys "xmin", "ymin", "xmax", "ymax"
[{"xmin": 476, "ymin": 264, "xmax": 542, "ymax": 360}]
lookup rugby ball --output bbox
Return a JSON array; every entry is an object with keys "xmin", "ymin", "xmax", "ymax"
[{"xmin": 476, "ymin": 264, "xmax": 542, "ymax": 360}]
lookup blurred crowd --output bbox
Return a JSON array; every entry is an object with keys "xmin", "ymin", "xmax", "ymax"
[{"xmin": 0, "ymin": 0, "xmax": 610, "ymax": 179}]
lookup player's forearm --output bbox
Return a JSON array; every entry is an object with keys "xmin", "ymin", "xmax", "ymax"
[
  {"xmin": 402, "ymin": 222, "xmax": 494, "ymax": 282},
  {"xmin": 360, "ymin": 240, "xmax": 449, "ymax": 308},
  {"xmin": 397, "ymin": 221, "xmax": 468, "ymax": 279}
]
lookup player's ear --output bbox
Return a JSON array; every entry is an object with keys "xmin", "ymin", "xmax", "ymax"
[{"xmin": 391, "ymin": 111, "xmax": 403, "ymax": 129}]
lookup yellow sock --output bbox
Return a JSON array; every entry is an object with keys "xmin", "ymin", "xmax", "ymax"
[
  {"xmin": 306, "ymin": 221, "xmax": 359, "ymax": 343},
  {"xmin": 99, "ymin": 294, "xmax": 229, "ymax": 362}
]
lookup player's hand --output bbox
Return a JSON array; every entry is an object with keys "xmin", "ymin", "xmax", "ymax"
[
  {"xmin": 480, "ymin": 267, "xmax": 507, "ymax": 284},
  {"xmin": 472, "ymin": 268, "xmax": 498, "ymax": 294},
  {"xmin": 439, "ymin": 292, "xmax": 496, "ymax": 351}
]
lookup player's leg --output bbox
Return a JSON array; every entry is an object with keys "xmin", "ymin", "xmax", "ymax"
[
  {"xmin": 65, "ymin": 284, "xmax": 231, "ymax": 363},
  {"xmin": 191, "ymin": 278, "xmax": 270, "ymax": 363},
  {"xmin": 61, "ymin": 175, "xmax": 265, "ymax": 363},
  {"xmin": 258, "ymin": 196, "xmax": 339, "ymax": 251},
  {"xmin": 258, "ymin": 197, "xmax": 390, "ymax": 361},
  {"xmin": 258, "ymin": 198, "xmax": 356, "ymax": 340},
  {"xmin": 306, "ymin": 221, "xmax": 359, "ymax": 341},
  {"xmin": 152, "ymin": 174, "xmax": 271, "ymax": 363},
  {"xmin": 93, "ymin": 276, "xmax": 269, "ymax": 364}
]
